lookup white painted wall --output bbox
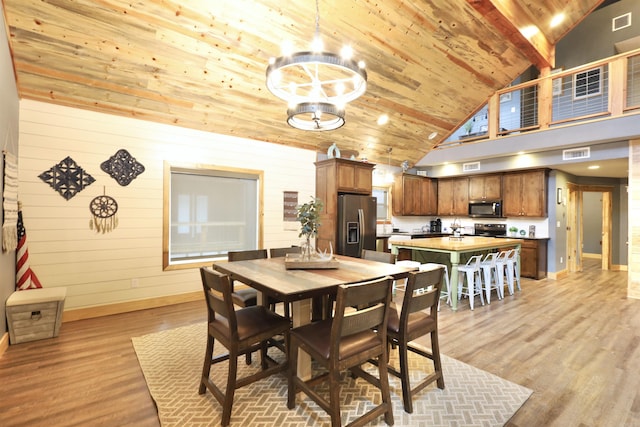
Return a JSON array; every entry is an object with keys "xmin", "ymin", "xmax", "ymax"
[{"xmin": 18, "ymin": 100, "xmax": 316, "ymax": 310}]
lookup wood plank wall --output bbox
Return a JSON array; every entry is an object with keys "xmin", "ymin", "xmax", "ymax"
[{"xmin": 17, "ymin": 100, "xmax": 316, "ymax": 313}]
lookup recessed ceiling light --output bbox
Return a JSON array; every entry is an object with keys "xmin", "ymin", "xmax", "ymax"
[
  {"xmin": 428, "ymin": 131, "xmax": 438, "ymax": 140},
  {"xmin": 550, "ymin": 13, "xmax": 565, "ymax": 28},
  {"xmin": 521, "ymin": 25, "xmax": 539, "ymax": 39},
  {"xmin": 377, "ymin": 114, "xmax": 389, "ymax": 125},
  {"xmin": 588, "ymin": 165, "xmax": 600, "ymax": 170}
]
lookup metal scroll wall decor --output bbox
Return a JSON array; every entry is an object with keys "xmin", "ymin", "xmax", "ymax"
[
  {"xmin": 100, "ymin": 149, "xmax": 145, "ymax": 186},
  {"xmin": 38, "ymin": 156, "xmax": 95, "ymax": 200},
  {"xmin": 89, "ymin": 187, "xmax": 119, "ymax": 233}
]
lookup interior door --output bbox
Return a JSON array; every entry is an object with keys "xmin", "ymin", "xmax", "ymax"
[
  {"xmin": 567, "ymin": 184, "xmax": 581, "ymax": 272},
  {"xmin": 567, "ymin": 184, "xmax": 613, "ymax": 272}
]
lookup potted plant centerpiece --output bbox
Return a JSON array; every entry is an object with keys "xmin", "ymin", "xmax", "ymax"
[
  {"xmin": 296, "ymin": 196, "xmax": 324, "ymax": 260},
  {"xmin": 508, "ymin": 226, "xmax": 519, "ymax": 237}
]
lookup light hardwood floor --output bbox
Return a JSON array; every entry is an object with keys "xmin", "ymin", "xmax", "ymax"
[{"xmin": 1, "ymin": 259, "xmax": 639, "ymax": 426}]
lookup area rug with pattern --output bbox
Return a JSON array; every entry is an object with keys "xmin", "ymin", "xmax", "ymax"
[{"xmin": 132, "ymin": 323, "xmax": 532, "ymax": 427}]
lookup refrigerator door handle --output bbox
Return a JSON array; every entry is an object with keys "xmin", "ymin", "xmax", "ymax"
[{"xmin": 358, "ymin": 208, "xmax": 365, "ymax": 257}]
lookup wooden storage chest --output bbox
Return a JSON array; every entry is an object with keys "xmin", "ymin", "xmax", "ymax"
[{"xmin": 6, "ymin": 287, "xmax": 66, "ymax": 344}]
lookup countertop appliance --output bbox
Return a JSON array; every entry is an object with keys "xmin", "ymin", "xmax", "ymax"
[
  {"xmin": 337, "ymin": 194, "xmax": 376, "ymax": 257},
  {"xmin": 474, "ymin": 223, "xmax": 507, "ymax": 237},
  {"xmin": 430, "ymin": 218, "xmax": 442, "ymax": 232},
  {"xmin": 469, "ymin": 200, "xmax": 503, "ymax": 218}
]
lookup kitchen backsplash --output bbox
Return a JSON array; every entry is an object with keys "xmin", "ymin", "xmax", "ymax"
[{"xmin": 380, "ymin": 216, "xmax": 549, "ymax": 238}]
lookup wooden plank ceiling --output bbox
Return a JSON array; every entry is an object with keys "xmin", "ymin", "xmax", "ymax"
[{"xmin": 2, "ymin": 0, "xmax": 603, "ymax": 167}]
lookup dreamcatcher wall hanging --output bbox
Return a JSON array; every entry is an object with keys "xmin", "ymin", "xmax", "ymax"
[{"xmin": 89, "ymin": 187, "xmax": 119, "ymax": 233}]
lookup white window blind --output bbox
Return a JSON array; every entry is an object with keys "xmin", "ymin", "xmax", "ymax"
[{"xmin": 169, "ymin": 169, "xmax": 259, "ymax": 264}]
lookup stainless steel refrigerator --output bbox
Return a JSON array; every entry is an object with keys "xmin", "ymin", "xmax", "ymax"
[{"xmin": 336, "ymin": 194, "xmax": 377, "ymax": 257}]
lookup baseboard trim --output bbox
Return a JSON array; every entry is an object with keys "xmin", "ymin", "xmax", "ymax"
[
  {"xmin": 0, "ymin": 332, "xmax": 8, "ymax": 358},
  {"xmin": 62, "ymin": 291, "xmax": 202, "ymax": 323},
  {"xmin": 548, "ymin": 270, "xmax": 568, "ymax": 280},
  {"xmin": 611, "ymin": 264, "xmax": 628, "ymax": 271},
  {"xmin": 583, "ymin": 253, "xmax": 602, "ymax": 259}
]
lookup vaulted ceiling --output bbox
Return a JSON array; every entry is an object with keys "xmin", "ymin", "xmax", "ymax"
[{"xmin": 2, "ymin": 0, "xmax": 604, "ymax": 167}]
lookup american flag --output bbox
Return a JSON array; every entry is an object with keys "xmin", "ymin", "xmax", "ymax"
[{"xmin": 16, "ymin": 209, "xmax": 42, "ymax": 290}]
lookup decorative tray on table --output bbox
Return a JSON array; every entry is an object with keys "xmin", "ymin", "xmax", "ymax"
[{"xmin": 284, "ymin": 253, "xmax": 339, "ymax": 270}]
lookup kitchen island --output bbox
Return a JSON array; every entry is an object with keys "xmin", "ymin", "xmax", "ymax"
[{"xmin": 390, "ymin": 236, "xmax": 522, "ymax": 310}]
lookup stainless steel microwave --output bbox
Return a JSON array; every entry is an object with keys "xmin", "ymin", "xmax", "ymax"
[{"xmin": 468, "ymin": 200, "xmax": 503, "ymax": 218}]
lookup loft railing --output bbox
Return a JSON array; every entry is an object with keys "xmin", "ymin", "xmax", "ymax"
[{"xmin": 439, "ymin": 48, "xmax": 640, "ymax": 148}]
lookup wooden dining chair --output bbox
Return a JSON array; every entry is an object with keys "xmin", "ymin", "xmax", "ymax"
[
  {"xmin": 268, "ymin": 246, "xmax": 301, "ymax": 318},
  {"xmin": 287, "ymin": 276, "xmax": 394, "ymax": 427},
  {"xmin": 226, "ymin": 249, "xmax": 269, "ymax": 364},
  {"xmin": 269, "ymin": 246, "xmax": 300, "ymax": 258},
  {"xmin": 387, "ymin": 266, "xmax": 445, "ymax": 413},
  {"xmin": 227, "ymin": 249, "xmax": 268, "ymax": 308},
  {"xmin": 362, "ymin": 248, "xmax": 396, "ymax": 264},
  {"xmin": 198, "ymin": 267, "xmax": 290, "ymax": 427}
]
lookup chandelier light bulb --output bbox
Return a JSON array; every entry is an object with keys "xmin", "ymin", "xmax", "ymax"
[
  {"xmin": 281, "ymin": 40, "xmax": 294, "ymax": 57},
  {"xmin": 340, "ymin": 45, "xmax": 353, "ymax": 60},
  {"xmin": 358, "ymin": 60, "xmax": 366, "ymax": 69},
  {"xmin": 311, "ymin": 36, "xmax": 323, "ymax": 52},
  {"xmin": 270, "ymin": 69, "xmax": 282, "ymax": 85}
]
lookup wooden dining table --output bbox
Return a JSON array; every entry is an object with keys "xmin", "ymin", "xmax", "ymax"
[
  {"xmin": 212, "ymin": 254, "xmax": 417, "ymax": 378},
  {"xmin": 391, "ymin": 236, "xmax": 522, "ymax": 311}
]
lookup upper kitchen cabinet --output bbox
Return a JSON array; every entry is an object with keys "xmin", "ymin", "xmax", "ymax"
[
  {"xmin": 468, "ymin": 174, "xmax": 502, "ymax": 201},
  {"xmin": 502, "ymin": 169, "xmax": 548, "ymax": 217},
  {"xmin": 437, "ymin": 177, "xmax": 469, "ymax": 216},
  {"xmin": 392, "ymin": 174, "xmax": 437, "ymax": 216},
  {"xmin": 334, "ymin": 158, "xmax": 374, "ymax": 194},
  {"xmin": 315, "ymin": 158, "xmax": 374, "ymax": 252}
]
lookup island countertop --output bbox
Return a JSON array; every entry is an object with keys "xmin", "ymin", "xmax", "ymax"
[{"xmin": 391, "ymin": 236, "xmax": 522, "ymax": 251}]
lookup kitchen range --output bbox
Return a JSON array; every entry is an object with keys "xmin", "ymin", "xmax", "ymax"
[{"xmin": 474, "ymin": 223, "xmax": 506, "ymax": 237}]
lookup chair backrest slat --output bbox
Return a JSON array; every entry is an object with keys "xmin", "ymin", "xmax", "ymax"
[
  {"xmin": 402, "ymin": 267, "xmax": 444, "ymax": 320},
  {"xmin": 269, "ymin": 246, "xmax": 300, "ymax": 258},
  {"xmin": 361, "ymin": 249, "xmax": 396, "ymax": 264},
  {"xmin": 342, "ymin": 303, "xmax": 385, "ymax": 337},
  {"xmin": 228, "ymin": 249, "xmax": 268, "ymax": 261},
  {"xmin": 200, "ymin": 267, "xmax": 238, "ymax": 338},
  {"xmin": 331, "ymin": 276, "xmax": 392, "ymax": 343}
]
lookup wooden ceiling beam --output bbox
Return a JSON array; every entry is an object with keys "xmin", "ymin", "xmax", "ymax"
[{"xmin": 468, "ymin": 0, "xmax": 555, "ymax": 70}]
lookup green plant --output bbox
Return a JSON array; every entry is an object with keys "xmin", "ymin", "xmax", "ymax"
[
  {"xmin": 508, "ymin": 226, "xmax": 518, "ymax": 233},
  {"xmin": 296, "ymin": 197, "xmax": 323, "ymax": 239},
  {"xmin": 296, "ymin": 197, "xmax": 324, "ymax": 260}
]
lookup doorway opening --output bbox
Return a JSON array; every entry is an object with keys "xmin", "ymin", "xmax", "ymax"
[{"xmin": 567, "ymin": 184, "xmax": 613, "ymax": 272}]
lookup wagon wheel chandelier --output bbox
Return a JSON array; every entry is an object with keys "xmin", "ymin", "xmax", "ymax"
[{"xmin": 266, "ymin": 0, "xmax": 367, "ymax": 131}]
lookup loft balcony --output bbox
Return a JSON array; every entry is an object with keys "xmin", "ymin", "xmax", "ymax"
[{"xmin": 429, "ymin": 49, "xmax": 640, "ymax": 160}]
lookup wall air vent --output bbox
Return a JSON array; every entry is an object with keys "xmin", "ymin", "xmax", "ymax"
[
  {"xmin": 562, "ymin": 147, "xmax": 590, "ymax": 161},
  {"xmin": 612, "ymin": 13, "xmax": 632, "ymax": 32},
  {"xmin": 462, "ymin": 161, "xmax": 480, "ymax": 172}
]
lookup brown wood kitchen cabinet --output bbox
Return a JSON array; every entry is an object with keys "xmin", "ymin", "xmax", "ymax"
[
  {"xmin": 519, "ymin": 239, "xmax": 548, "ymax": 279},
  {"xmin": 392, "ymin": 174, "xmax": 437, "ymax": 216},
  {"xmin": 468, "ymin": 174, "xmax": 502, "ymax": 201},
  {"xmin": 437, "ymin": 177, "xmax": 469, "ymax": 216},
  {"xmin": 315, "ymin": 158, "xmax": 374, "ymax": 252},
  {"xmin": 502, "ymin": 169, "xmax": 548, "ymax": 217}
]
